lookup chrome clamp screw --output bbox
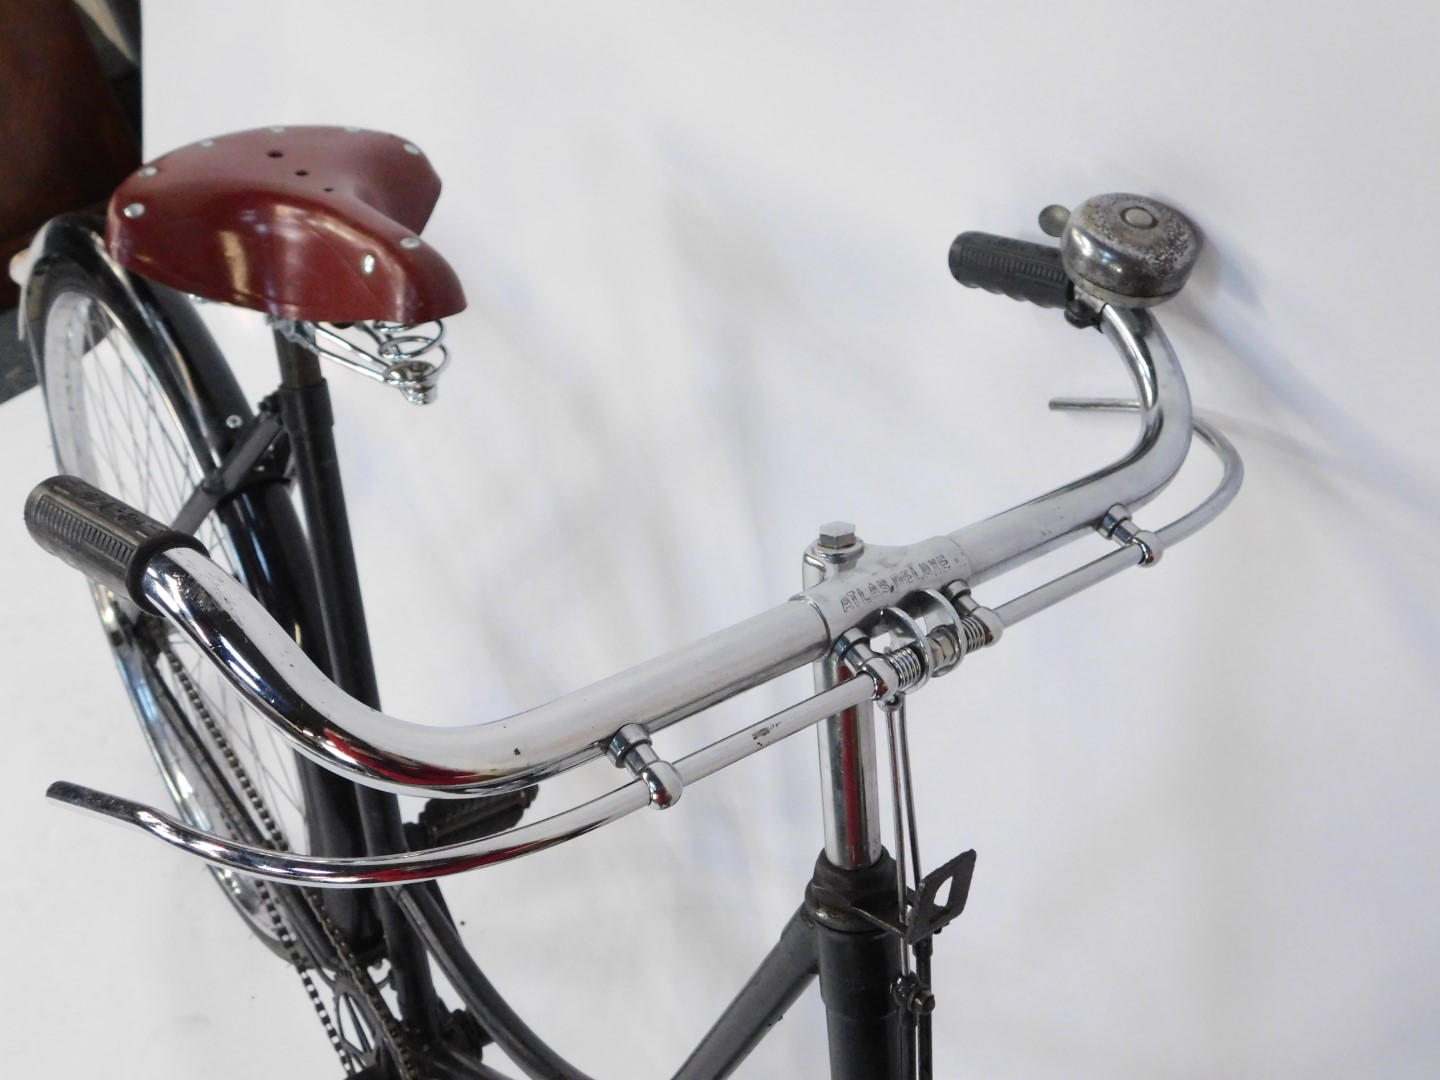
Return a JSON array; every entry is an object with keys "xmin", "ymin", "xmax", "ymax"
[
  {"xmin": 1098, "ymin": 503, "xmax": 1162, "ymax": 565},
  {"xmin": 607, "ymin": 724, "xmax": 683, "ymax": 808}
]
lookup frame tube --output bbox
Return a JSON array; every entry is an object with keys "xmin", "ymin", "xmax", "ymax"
[
  {"xmin": 275, "ymin": 333, "xmax": 442, "ymax": 1032},
  {"xmin": 673, "ymin": 908, "xmax": 819, "ymax": 1080}
]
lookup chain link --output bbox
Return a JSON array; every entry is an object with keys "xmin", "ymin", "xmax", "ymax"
[{"xmin": 160, "ymin": 643, "xmax": 417, "ymax": 1079}]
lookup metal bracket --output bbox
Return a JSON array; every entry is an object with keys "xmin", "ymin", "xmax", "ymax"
[
  {"xmin": 809, "ymin": 883, "xmax": 906, "ymax": 937},
  {"xmin": 906, "ymin": 849, "xmax": 976, "ymax": 944},
  {"xmin": 273, "ymin": 317, "xmax": 450, "ymax": 404},
  {"xmin": 1098, "ymin": 503, "xmax": 1162, "ymax": 565},
  {"xmin": 606, "ymin": 724, "xmax": 684, "ymax": 808},
  {"xmin": 170, "ymin": 402, "xmax": 290, "ymax": 535},
  {"xmin": 794, "ymin": 535, "xmax": 973, "ymax": 643},
  {"xmin": 829, "ymin": 584, "xmax": 1001, "ymax": 707},
  {"xmin": 811, "ymin": 848, "xmax": 976, "ymax": 945}
]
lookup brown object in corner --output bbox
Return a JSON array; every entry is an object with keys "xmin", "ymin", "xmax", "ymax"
[
  {"xmin": 107, "ymin": 126, "xmax": 467, "ymax": 324},
  {"xmin": 0, "ymin": 0, "xmax": 140, "ymax": 309}
]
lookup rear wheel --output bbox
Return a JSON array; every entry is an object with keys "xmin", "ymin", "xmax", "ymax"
[{"xmin": 26, "ymin": 217, "xmax": 406, "ymax": 1074}]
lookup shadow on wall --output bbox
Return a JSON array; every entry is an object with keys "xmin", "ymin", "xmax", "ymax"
[
  {"xmin": 1172, "ymin": 233, "xmax": 1440, "ymax": 660},
  {"xmin": 1176, "ymin": 234, "xmax": 1440, "ymax": 529}
]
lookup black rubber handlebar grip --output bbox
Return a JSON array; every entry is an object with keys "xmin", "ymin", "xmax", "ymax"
[
  {"xmin": 949, "ymin": 232, "xmax": 1071, "ymax": 309},
  {"xmin": 25, "ymin": 475, "xmax": 206, "ymax": 611}
]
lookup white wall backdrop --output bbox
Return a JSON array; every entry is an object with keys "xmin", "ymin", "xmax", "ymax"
[{"xmin": 3, "ymin": 2, "xmax": 1438, "ymax": 1077}]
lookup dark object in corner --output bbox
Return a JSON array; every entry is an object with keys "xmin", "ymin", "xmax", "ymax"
[{"xmin": 0, "ymin": 0, "xmax": 141, "ymax": 403}]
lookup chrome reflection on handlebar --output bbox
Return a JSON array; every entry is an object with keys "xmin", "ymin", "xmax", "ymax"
[
  {"xmin": 990, "ymin": 407, "xmax": 1243, "ymax": 627},
  {"xmin": 950, "ymin": 304, "xmax": 1192, "ymax": 584},
  {"xmin": 45, "ymin": 289, "xmax": 1242, "ymax": 882},
  {"xmin": 47, "ymin": 675, "xmax": 879, "ymax": 887}
]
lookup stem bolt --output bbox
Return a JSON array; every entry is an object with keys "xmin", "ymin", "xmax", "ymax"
[{"xmin": 817, "ymin": 520, "xmax": 857, "ymax": 550}]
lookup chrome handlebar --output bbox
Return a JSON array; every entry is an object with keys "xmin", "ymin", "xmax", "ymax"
[
  {"xmin": 951, "ymin": 305, "xmax": 1189, "ymax": 583},
  {"xmin": 36, "ymin": 197, "xmax": 1244, "ymax": 885},
  {"xmin": 66, "ymin": 301, "xmax": 1190, "ymax": 801}
]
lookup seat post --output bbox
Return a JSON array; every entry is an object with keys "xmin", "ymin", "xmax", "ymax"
[{"xmin": 274, "ymin": 326, "xmax": 444, "ymax": 1039}]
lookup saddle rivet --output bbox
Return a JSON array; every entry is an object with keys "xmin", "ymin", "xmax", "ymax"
[
  {"xmin": 122, "ymin": 202, "xmax": 145, "ymax": 219},
  {"xmin": 138, "ymin": 166, "xmax": 158, "ymax": 178},
  {"xmin": 361, "ymin": 253, "xmax": 377, "ymax": 275},
  {"xmin": 198, "ymin": 138, "xmax": 215, "ymax": 148},
  {"xmin": 403, "ymin": 142, "xmax": 422, "ymax": 155},
  {"xmin": 225, "ymin": 415, "xmax": 243, "ymax": 430},
  {"xmin": 269, "ymin": 125, "xmax": 286, "ymax": 134},
  {"xmin": 400, "ymin": 237, "xmax": 422, "ymax": 250}
]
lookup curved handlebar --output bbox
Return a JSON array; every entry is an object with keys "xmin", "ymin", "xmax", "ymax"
[
  {"xmin": 46, "ymin": 675, "xmax": 880, "ymax": 886},
  {"xmin": 44, "ymin": 406, "xmax": 1244, "ymax": 886},
  {"xmin": 953, "ymin": 304, "xmax": 1189, "ymax": 583},
  {"xmin": 30, "ymin": 187, "xmax": 1248, "ymax": 889},
  {"xmin": 140, "ymin": 546, "xmax": 831, "ymax": 795},
  {"xmin": 36, "ymin": 303, "xmax": 1194, "ymax": 799}
]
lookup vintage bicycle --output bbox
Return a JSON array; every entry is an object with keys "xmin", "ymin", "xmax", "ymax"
[{"xmin": 16, "ymin": 125, "xmax": 1240, "ymax": 1078}]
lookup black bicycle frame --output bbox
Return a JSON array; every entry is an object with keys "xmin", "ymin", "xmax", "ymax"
[
  {"xmin": 270, "ymin": 331, "xmax": 445, "ymax": 1037},
  {"xmin": 398, "ymin": 851, "xmax": 909, "ymax": 1080}
]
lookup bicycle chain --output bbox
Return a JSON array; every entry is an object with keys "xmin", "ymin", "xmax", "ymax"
[{"xmin": 160, "ymin": 642, "xmax": 418, "ymax": 1080}]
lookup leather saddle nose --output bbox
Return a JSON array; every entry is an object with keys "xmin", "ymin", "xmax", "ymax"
[{"xmin": 106, "ymin": 125, "xmax": 466, "ymax": 324}]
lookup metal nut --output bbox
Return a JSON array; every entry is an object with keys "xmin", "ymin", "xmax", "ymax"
[{"xmin": 817, "ymin": 520, "xmax": 857, "ymax": 549}]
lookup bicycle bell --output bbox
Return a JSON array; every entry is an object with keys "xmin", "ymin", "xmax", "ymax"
[{"xmin": 1039, "ymin": 193, "xmax": 1201, "ymax": 307}]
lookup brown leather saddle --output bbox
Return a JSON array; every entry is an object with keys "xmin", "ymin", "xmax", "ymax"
[{"xmin": 106, "ymin": 125, "xmax": 466, "ymax": 324}]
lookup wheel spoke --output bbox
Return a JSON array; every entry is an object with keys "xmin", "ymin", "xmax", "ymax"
[{"xmin": 44, "ymin": 291, "xmax": 311, "ymax": 903}]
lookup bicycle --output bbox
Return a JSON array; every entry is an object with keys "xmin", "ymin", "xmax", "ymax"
[{"xmin": 16, "ymin": 124, "xmax": 1240, "ymax": 1078}]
